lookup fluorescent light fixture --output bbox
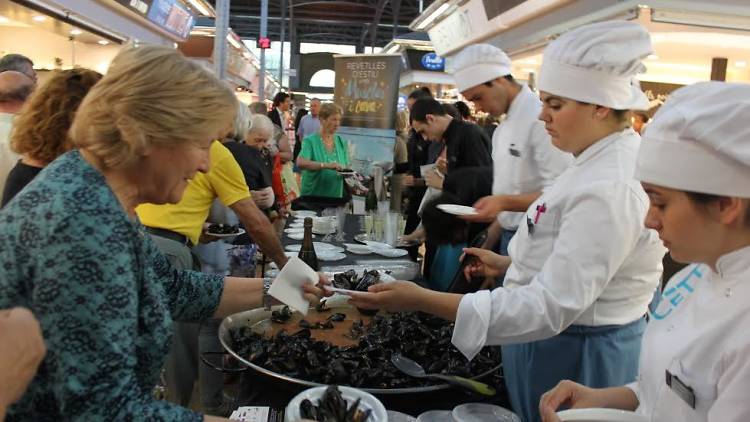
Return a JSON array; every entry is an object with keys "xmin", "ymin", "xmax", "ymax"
[
  {"xmin": 70, "ymin": 29, "xmax": 82, "ymax": 35},
  {"xmin": 98, "ymin": 40, "xmax": 110, "ymax": 45},
  {"xmin": 647, "ymin": 54, "xmax": 659, "ymax": 60},
  {"xmin": 0, "ymin": 15, "xmax": 9, "ymax": 24},
  {"xmin": 735, "ymin": 60, "xmax": 747, "ymax": 68},
  {"xmin": 32, "ymin": 15, "xmax": 47, "ymax": 22},
  {"xmin": 186, "ymin": 0, "xmax": 213, "ymax": 16},
  {"xmin": 416, "ymin": 3, "xmax": 451, "ymax": 30},
  {"xmin": 652, "ymin": 9, "xmax": 750, "ymax": 32}
]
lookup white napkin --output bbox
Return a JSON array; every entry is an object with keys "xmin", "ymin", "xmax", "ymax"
[{"xmin": 267, "ymin": 256, "xmax": 318, "ymax": 315}]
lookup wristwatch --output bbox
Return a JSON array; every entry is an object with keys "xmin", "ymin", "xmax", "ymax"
[{"xmin": 262, "ymin": 277, "xmax": 274, "ymax": 310}]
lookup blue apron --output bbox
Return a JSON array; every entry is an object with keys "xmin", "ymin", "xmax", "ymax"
[
  {"xmin": 502, "ymin": 317, "xmax": 646, "ymax": 422},
  {"xmin": 494, "ymin": 229, "xmax": 517, "ymax": 288}
]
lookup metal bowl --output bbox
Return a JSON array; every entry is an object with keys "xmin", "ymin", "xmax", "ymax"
[{"xmin": 218, "ymin": 305, "xmax": 501, "ymax": 395}]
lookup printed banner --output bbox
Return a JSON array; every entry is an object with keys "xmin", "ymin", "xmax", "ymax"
[{"xmin": 333, "ymin": 54, "xmax": 402, "ymax": 130}]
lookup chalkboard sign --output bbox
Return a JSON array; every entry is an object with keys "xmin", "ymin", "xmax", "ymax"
[{"xmin": 333, "ymin": 54, "xmax": 402, "ymax": 130}]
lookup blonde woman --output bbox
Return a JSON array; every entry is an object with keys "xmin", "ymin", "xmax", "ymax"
[
  {"xmin": 391, "ymin": 109, "xmax": 410, "ymax": 211},
  {"xmin": 0, "ymin": 44, "xmax": 326, "ymax": 421},
  {"xmin": 296, "ymin": 102, "xmax": 350, "ymax": 199}
]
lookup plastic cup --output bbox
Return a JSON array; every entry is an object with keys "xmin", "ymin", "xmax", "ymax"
[
  {"xmin": 416, "ymin": 410, "xmax": 455, "ymax": 422},
  {"xmin": 452, "ymin": 403, "xmax": 521, "ymax": 422}
]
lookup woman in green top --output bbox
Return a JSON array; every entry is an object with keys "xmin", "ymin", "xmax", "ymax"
[{"xmin": 296, "ymin": 103, "xmax": 350, "ymax": 198}]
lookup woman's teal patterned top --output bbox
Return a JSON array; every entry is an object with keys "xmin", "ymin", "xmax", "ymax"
[{"xmin": 0, "ymin": 151, "xmax": 224, "ymax": 421}]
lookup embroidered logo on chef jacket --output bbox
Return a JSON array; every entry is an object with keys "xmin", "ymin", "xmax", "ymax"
[
  {"xmin": 508, "ymin": 143, "xmax": 521, "ymax": 157},
  {"xmin": 649, "ymin": 265, "xmax": 704, "ymax": 320}
]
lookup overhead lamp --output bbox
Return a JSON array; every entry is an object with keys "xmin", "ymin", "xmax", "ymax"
[
  {"xmin": 652, "ymin": 8, "xmax": 750, "ymax": 32},
  {"xmin": 735, "ymin": 60, "xmax": 748, "ymax": 68},
  {"xmin": 70, "ymin": 29, "xmax": 82, "ymax": 35},
  {"xmin": 98, "ymin": 40, "xmax": 110, "ymax": 45},
  {"xmin": 186, "ymin": 0, "xmax": 213, "ymax": 17},
  {"xmin": 0, "ymin": 15, "xmax": 9, "ymax": 24},
  {"xmin": 647, "ymin": 54, "xmax": 659, "ymax": 60},
  {"xmin": 416, "ymin": 3, "xmax": 451, "ymax": 30},
  {"xmin": 32, "ymin": 15, "xmax": 47, "ymax": 22}
]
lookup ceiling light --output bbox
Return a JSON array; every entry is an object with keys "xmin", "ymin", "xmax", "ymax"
[
  {"xmin": 98, "ymin": 40, "xmax": 110, "ymax": 45},
  {"xmin": 416, "ymin": 3, "xmax": 451, "ymax": 30},
  {"xmin": 32, "ymin": 15, "xmax": 47, "ymax": 22},
  {"xmin": 0, "ymin": 15, "xmax": 9, "ymax": 24},
  {"xmin": 647, "ymin": 54, "xmax": 659, "ymax": 60},
  {"xmin": 735, "ymin": 60, "xmax": 747, "ymax": 68},
  {"xmin": 70, "ymin": 29, "xmax": 82, "ymax": 35}
]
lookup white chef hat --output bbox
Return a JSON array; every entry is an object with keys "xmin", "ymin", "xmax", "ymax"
[
  {"xmin": 636, "ymin": 81, "xmax": 750, "ymax": 198},
  {"xmin": 538, "ymin": 21, "xmax": 652, "ymax": 110},
  {"xmin": 450, "ymin": 44, "xmax": 512, "ymax": 93}
]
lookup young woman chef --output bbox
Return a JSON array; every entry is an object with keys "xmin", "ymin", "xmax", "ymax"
[
  {"xmin": 539, "ymin": 82, "xmax": 750, "ymax": 422},
  {"xmin": 349, "ymin": 21, "xmax": 666, "ymax": 422}
]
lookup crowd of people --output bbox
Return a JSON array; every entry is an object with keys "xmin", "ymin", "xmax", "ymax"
[{"xmin": 1, "ymin": 18, "xmax": 750, "ymax": 422}]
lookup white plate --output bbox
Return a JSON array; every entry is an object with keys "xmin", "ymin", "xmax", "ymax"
[
  {"xmin": 347, "ymin": 245, "xmax": 373, "ymax": 255},
  {"xmin": 287, "ymin": 232, "xmax": 311, "ymax": 241},
  {"xmin": 284, "ymin": 228, "xmax": 305, "ymax": 234},
  {"xmin": 556, "ymin": 409, "xmax": 647, "ymax": 422},
  {"xmin": 371, "ymin": 248, "xmax": 408, "ymax": 258},
  {"xmin": 293, "ymin": 210, "xmax": 318, "ymax": 218},
  {"xmin": 285, "ymin": 243, "xmax": 345, "ymax": 253},
  {"xmin": 285, "ymin": 386, "xmax": 387, "ymax": 422},
  {"xmin": 314, "ymin": 242, "xmax": 345, "ymax": 253},
  {"xmin": 365, "ymin": 240, "xmax": 393, "ymax": 250},
  {"xmin": 323, "ymin": 285, "xmax": 357, "ymax": 296},
  {"xmin": 204, "ymin": 228, "xmax": 246, "ymax": 238},
  {"xmin": 318, "ymin": 251, "xmax": 347, "ymax": 261},
  {"xmin": 437, "ymin": 204, "xmax": 478, "ymax": 216},
  {"xmin": 288, "ymin": 222, "xmax": 304, "ymax": 228}
]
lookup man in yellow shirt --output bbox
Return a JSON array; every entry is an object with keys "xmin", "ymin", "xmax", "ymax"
[{"xmin": 136, "ymin": 140, "xmax": 287, "ymax": 411}]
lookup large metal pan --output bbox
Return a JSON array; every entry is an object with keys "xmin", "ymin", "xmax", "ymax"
[{"xmin": 216, "ymin": 303, "xmax": 502, "ymax": 395}]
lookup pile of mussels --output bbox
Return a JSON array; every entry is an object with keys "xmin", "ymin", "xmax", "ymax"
[
  {"xmin": 300, "ymin": 385, "xmax": 371, "ymax": 422},
  {"xmin": 230, "ymin": 310, "xmax": 502, "ymax": 389}
]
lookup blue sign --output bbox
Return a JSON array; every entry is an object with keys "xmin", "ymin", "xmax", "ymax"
[{"xmin": 420, "ymin": 52, "xmax": 445, "ymax": 71}]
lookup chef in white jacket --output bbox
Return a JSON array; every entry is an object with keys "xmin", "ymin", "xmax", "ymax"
[
  {"xmin": 539, "ymin": 82, "xmax": 750, "ymax": 422},
  {"xmin": 350, "ymin": 21, "xmax": 665, "ymax": 422},
  {"xmin": 451, "ymin": 44, "xmax": 573, "ymax": 257}
]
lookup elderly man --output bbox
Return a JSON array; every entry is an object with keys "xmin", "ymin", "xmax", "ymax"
[
  {"xmin": 0, "ymin": 54, "xmax": 36, "ymax": 82},
  {"xmin": 294, "ymin": 98, "xmax": 321, "ymax": 161},
  {"xmin": 0, "ymin": 71, "xmax": 34, "ymax": 199},
  {"xmin": 453, "ymin": 44, "xmax": 572, "ymax": 259}
]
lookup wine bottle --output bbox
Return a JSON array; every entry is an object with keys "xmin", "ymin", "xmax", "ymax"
[
  {"xmin": 365, "ymin": 178, "xmax": 378, "ymax": 213},
  {"xmin": 298, "ymin": 217, "xmax": 319, "ymax": 271}
]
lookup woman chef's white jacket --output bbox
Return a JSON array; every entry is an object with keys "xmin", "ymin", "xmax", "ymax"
[
  {"xmin": 629, "ymin": 246, "xmax": 750, "ymax": 422},
  {"xmin": 453, "ymin": 128, "xmax": 665, "ymax": 359}
]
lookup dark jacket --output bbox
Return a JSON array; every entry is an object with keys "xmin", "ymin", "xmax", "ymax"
[
  {"xmin": 442, "ymin": 118, "xmax": 492, "ymax": 172},
  {"xmin": 268, "ymin": 108, "xmax": 283, "ymax": 128}
]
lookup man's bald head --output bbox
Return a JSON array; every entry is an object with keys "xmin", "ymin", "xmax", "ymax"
[{"xmin": 0, "ymin": 71, "xmax": 34, "ymax": 112}]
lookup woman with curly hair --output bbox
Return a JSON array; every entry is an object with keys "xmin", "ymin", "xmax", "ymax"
[{"xmin": 1, "ymin": 68, "xmax": 101, "ymax": 207}]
